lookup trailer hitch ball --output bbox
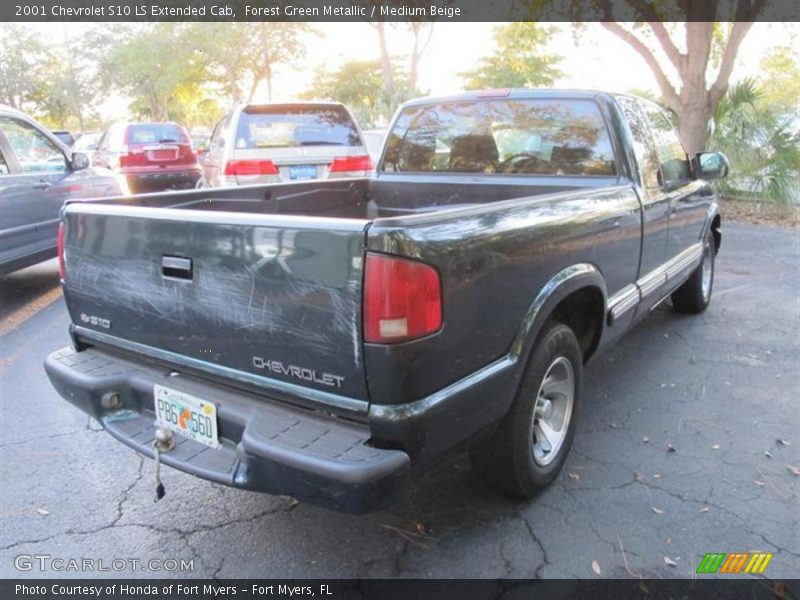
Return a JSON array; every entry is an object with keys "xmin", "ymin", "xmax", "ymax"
[{"xmin": 154, "ymin": 427, "xmax": 175, "ymax": 452}]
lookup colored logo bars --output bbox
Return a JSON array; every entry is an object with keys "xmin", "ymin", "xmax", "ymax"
[{"xmin": 696, "ymin": 552, "xmax": 773, "ymax": 574}]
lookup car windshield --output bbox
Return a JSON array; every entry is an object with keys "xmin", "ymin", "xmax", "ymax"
[
  {"xmin": 234, "ymin": 105, "xmax": 362, "ymax": 149},
  {"xmin": 381, "ymin": 98, "xmax": 617, "ymax": 176},
  {"xmin": 127, "ymin": 124, "xmax": 188, "ymax": 144}
]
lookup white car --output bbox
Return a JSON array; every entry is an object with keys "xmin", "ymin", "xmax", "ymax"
[{"xmin": 200, "ymin": 102, "xmax": 373, "ymax": 188}]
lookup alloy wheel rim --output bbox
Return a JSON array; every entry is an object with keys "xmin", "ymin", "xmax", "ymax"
[{"xmin": 532, "ymin": 356, "xmax": 575, "ymax": 466}]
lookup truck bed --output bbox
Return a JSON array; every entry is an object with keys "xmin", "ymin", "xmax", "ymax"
[{"xmin": 96, "ymin": 176, "xmax": 617, "ymax": 221}]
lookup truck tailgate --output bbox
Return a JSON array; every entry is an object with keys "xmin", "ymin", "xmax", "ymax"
[{"xmin": 61, "ymin": 203, "xmax": 370, "ymax": 406}]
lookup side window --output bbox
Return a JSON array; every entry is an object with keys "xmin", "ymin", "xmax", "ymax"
[
  {"xmin": 96, "ymin": 130, "xmax": 108, "ymax": 151},
  {"xmin": 211, "ymin": 116, "xmax": 228, "ymax": 153},
  {"xmin": 0, "ymin": 117, "xmax": 67, "ymax": 174},
  {"xmin": 640, "ymin": 102, "xmax": 691, "ymax": 185},
  {"xmin": 0, "ymin": 147, "xmax": 9, "ymax": 175},
  {"xmin": 617, "ymin": 96, "xmax": 660, "ymax": 192}
]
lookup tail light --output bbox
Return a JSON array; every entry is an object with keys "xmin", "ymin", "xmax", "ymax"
[
  {"xmin": 57, "ymin": 222, "xmax": 65, "ymax": 281},
  {"xmin": 330, "ymin": 155, "xmax": 373, "ymax": 175},
  {"xmin": 114, "ymin": 145, "xmax": 130, "ymax": 169},
  {"xmin": 224, "ymin": 159, "xmax": 279, "ymax": 176},
  {"xmin": 364, "ymin": 253, "xmax": 442, "ymax": 344}
]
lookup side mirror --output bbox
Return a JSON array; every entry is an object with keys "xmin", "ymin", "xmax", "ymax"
[
  {"xmin": 696, "ymin": 151, "xmax": 729, "ymax": 180},
  {"xmin": 71, "ymin": 152, "xmax": 90, "ymax": 171}
]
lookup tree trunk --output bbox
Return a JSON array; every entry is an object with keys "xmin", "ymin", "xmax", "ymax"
[
  {"xmin": 678, "ymin": 102, "xmax": 711, "ymax": 156},
  {"xmin": 677, "ymin": 21, "xmax": 714, "ymax": 155},
  {"xmin": 600, "ymin": 17, "xmax": 761, "ymax": 157},
  {"xmin": 375, "ymin": 23, "xmax": 394, "ymax": 100},
  {"xmin": 149, "ymin": 91, "xmax": 159, "ymax": 121},
  {"xmin": 408, "ymin": 23, "xmax": 433, "ymax": 93},
  {"xmin": 409, "ymin": 26, "xmax": 420, "ymax": 91}
]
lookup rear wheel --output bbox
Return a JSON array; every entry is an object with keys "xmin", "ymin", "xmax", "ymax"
[
  {"xmin": 672, "ymin": 231, "xmax": 715, "ymax": 314},
  {"xmin": 471, "ymin": 322, "xmax": 582, "ymax": 497}
]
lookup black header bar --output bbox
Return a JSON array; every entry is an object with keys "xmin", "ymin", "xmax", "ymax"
[
  {"xmin": 4, "ymin": 579, "xmax": 800, "ymax": 600},
  {"xmin": 4, "ymin": 0, "xmax": 799, "ymax": 22}
]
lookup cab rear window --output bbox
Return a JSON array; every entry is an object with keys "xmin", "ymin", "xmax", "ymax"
[
  {"xmin": 381, "ymin": 98, "xmax": 617, "ymax": 176},
  {"xmin": 127, "ymin": 124, "xmax": 188, "ymax": 145},
  {"xmin": 234, "ymin": 105, "xmax": 362, "ymax": 149}
]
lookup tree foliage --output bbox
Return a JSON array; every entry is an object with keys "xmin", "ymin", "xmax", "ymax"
[
  {"xmin": 0, "ymin": 25, "xmax": 49, "ymax": 111},
  {"xmin": 302, "ymin": 59, "xmax": 415, "ymax": 128},
  {"xmin": 3, "ymin": 23, "xmax": 313, "ymax": 130},
  {"xmin": 757, "ymin": 46, "xmax": 800, "ymax": 121},
  {"xmin": 189, "ymin": 23, "xmax": 311, "ymax": 105},
  {"xmin": 247, "ymin": 23, "xmax": 313, "ymax": 102},
  {"xmin": 709, "ymin": 78, "xmax": 799, "ymax": 205},
  {"xmin": 368, "ymin": 22, "xmax": 434, "ymax": 120},
  {"xmin": 460, "ymin": 23, "xmax": 563, "ymax": 90},
  {"xmin": 589, "ymin": 3, "xmax": 768, "ymax": 155},
  {"xmin": 90, "ymin": 24, "xmax": 212, "ymax": 123},
  {"xmin": 520, "ymin": 1, "xmax": 769, "ymax": 154}
]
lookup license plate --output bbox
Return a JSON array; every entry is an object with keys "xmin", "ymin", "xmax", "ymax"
[
  {"xmin": 147, "ymin": 149, "xmax": 178, "ymax": 161},
  {"xmin": 290, "ymin": 165, "xmax": 317, "ymax": 180},
  {"xmin": 154, "ymin": 384, "xmax": 219, "ymax": 449}
]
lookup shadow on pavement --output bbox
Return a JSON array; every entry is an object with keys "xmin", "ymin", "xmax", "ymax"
[{"xmin": 0, "ymin": 258, "xmax": 61, "ymax": 321}]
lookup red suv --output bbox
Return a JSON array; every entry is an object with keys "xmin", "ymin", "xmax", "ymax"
[{"xmin": 94, "ymin": 122, "xmax": 201, "ymax": 193}]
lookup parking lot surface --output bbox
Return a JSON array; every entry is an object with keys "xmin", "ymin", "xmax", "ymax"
[{"xmin": 1, "ymin": 224, "xmax": 797, "ymax": 579}]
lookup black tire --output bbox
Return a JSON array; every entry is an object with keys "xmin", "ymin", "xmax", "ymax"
[
  {"xmin": 671, "ymin": 230, "xmax": 715, "ymax": 314},
  {"xmin": 470, "ymin": 321, "xmax": 583, "ymax": 497}
]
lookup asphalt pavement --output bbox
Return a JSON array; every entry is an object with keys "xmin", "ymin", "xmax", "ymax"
[{"xmin": 0, "ymin": 224, "xmax": 798, "ymax": 580}]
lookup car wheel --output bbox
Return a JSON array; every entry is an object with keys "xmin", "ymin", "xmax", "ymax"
[
  {"xmin": 671, "ymin": 230, "xmax": 715, "ymax": 314},
  {"xmin": 470, "ymin": 321, "xmax": 582, "ymax": 497}
]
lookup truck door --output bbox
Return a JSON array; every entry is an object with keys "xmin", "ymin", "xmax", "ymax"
[
  {"xmin": 616, "ymin": 96, "xmax": 669, "ymax": 280},
  {"xmin": 639, "ymin": 101, "xmax": 708, "ymax": 261}
]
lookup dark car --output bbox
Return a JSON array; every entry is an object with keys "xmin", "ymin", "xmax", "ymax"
[
  {"xmin": 45, "ymin": 90, "xmax": 727, "ymax": 513},
  {"xmin": 93, "ymin": 122, "xmax": 201, "ymax": 193},
  {"xmin": 51, "ymin": 130, "xmax": 76, "ymax": 147},
  {"xmin": 0, "ymin": 105, "xmax": 126, "ymax": 275}
]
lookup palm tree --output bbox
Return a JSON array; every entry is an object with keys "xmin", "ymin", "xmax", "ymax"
[{"xmin": 708, "ymin": 79, "xmax": 799, "ymax": 206}]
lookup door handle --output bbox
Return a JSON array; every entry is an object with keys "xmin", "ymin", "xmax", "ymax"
[
  {"xmin": 32, "ymin": 180, "xmax": 51, "ymax": 190},
  {"xmin": 162, "ymin": 256, "xmax": 193, "ymax": 280}
]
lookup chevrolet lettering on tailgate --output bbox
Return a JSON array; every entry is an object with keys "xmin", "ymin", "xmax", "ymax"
[{"xmin": 252, "ymin": 356, "xmax": 345, "ymax": 389}]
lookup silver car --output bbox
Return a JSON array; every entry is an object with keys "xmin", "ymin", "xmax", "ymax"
[{"xmin": 200, "ymin": 102, "xmax": 372, "ymax": 187}]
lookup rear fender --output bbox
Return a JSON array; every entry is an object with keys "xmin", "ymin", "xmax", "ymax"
[
  {"xmin": 368, "ymin": 263, "xmax": 607, "ymax": 462},
  {"xmin": 510, "ymin": 263, "xmax": 608, "ymax": 374}
]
